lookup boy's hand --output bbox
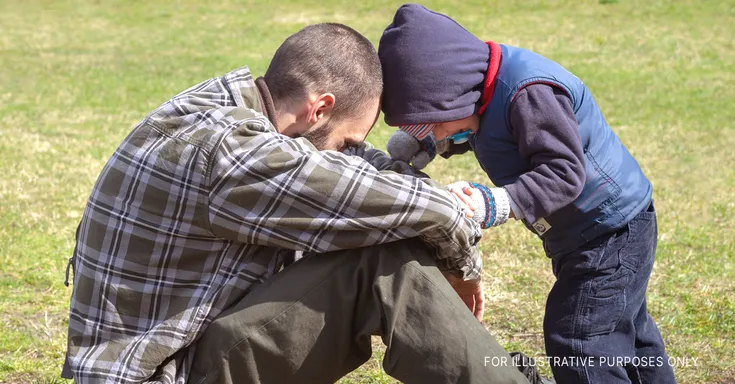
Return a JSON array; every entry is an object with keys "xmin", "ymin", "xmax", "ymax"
[
  {"xmin": 386, "ymin": 130, "xmax": 437, "ymax": 170},
  {"xmin": 446, "ymin": 181, "xmax": 512, "ymax": 228},
  {"xmin": 443, "ymin": 271, "xmax": 485, "ymax": 322}
]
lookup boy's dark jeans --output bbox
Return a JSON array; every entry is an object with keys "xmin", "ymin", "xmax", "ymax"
[{"xmin": 544, "ymin": 202, "xmax": 676, "ymax": 383}]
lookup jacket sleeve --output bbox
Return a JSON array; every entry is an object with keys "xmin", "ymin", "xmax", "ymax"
[
  {"xmin": 208, "ymin": 118, "xmax": 483, "ymax": 280},
  {"xmin": 503, "ymin": 84, "xmax": 586, "ymax": 224},
  {"xmin": 344, "ymin": 143, "xmax": 430, "ymax": 178}
]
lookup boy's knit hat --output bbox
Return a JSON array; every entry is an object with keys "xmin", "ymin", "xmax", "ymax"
[{"xmin": 378, "ymin": 4, "xmax": 489, "ymax": 138}]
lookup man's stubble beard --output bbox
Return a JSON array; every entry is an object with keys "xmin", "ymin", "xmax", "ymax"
[{"xmin": 300, "ymin": 121, "xmax": 336, "ymax": 151}]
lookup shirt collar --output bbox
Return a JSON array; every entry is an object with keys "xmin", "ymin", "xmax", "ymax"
[
  {"xmin": 221, "ymin": 66, "xmax": 279, "ymax": 131},
  {"xmin": 254, "ymin": 77, "xmax": 279, "ymax": 131}
]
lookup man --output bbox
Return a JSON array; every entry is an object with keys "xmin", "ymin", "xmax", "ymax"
[
  {"xmin": 378, "ymin": 4, "xmax": 675, "ymax": 383},
  {"xmin": 63, "ymin": 23, "xmax": 532, "ymax": 383}
]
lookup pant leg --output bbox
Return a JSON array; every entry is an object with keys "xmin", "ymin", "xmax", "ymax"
[
  {"xmin": 630, "ymin": 205, "xmax": 676, "ymax": 384},
  {"xmin": 187, "ymin": 239, "xmax": 528, "ymax": 384},
  {"xmin": 633, "ymin": 299, "xmax": 676, "ymax": 384},
  {"xmin": 544, "ymin": 229, "xmax": 633, "ymax": 384},
  {"xmin": 544, "ymin": 204, "xmax": 675, "ymax": 384}
]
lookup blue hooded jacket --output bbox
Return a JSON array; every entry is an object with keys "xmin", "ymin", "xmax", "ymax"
[
  {"xmin": 379, "ymin": 4, "xmax": 652, "ymax": 255},
  {"xmin": 472, "ymin": 44, "xmax": 652, "ymax": 255}
]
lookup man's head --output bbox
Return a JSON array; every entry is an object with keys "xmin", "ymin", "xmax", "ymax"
[
  {"xmin": 264, "ymin": 23, "xmax": 382, "ymax": 151},
  {"xmin": 378, "ymin": 4, "xmax": 488, "ymax": 142}
]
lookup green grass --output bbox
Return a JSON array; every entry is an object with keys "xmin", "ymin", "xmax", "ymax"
[{"xmin": 1, "ymin": 0, "xmax": 733, "ymax": 382}]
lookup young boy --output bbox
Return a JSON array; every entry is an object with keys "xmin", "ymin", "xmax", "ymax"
[{"xmin": 379, "ymin": 4, "xmax": 676, "ymax": 383}]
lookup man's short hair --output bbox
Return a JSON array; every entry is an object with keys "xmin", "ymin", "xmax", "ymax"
[{"xmin": 265, "ymin": 23, "xmax": 382, "ymax": 121}]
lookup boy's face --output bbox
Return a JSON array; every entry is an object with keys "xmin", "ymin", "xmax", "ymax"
[{"xmin": 431, "ymin": 114, "xmax": 481, "ymax": 141}]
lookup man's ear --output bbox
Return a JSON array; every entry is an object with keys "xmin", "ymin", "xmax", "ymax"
[{"xmin": 307, "ymin": 93, "xmax": 336, "ymax": 125}]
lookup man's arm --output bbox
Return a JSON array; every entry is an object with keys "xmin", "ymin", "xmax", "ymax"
[
  {"xmin": 503, "ymin": 84, "xmax": 586, "ymax": 224},
  {"xmin": 208, "ymin": 118, "xmax": 482, "ymax": 280}
]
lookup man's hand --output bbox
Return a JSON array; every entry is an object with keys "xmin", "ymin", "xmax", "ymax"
[{"xmin": 443, "ymin": 272, "xmax": 485, "ymax": 322}]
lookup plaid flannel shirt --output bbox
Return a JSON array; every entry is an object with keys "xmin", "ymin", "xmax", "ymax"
[{"xmin": 65, "ymin": 65, "xmax": 483, "ymax": 383}]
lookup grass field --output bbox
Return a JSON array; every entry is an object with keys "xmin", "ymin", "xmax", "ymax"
[{"xmin": 1, "ymin": 0, "xmax": 733, "ymax": 383}]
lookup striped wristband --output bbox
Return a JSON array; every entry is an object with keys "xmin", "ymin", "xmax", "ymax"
[
  {"xmin": 470, "ymin": 183, "xmax": 511, "ymax": 228},
  {"xmin": 489, "ymin": 187, "xmax": 511, "ymax": 226}
]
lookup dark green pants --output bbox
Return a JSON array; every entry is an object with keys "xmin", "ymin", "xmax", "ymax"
[{"xmin": 188, "ymin": 239, "xmax": 528, "ymax": 384}]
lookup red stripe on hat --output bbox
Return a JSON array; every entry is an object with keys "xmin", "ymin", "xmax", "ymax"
[
  {"xmin": 478, "ymin": 41, "xmax": 502, "ymax": 115},
  {"xmin": 400, "ymin": 124, "xmax": 435, "ymax": 140}
]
